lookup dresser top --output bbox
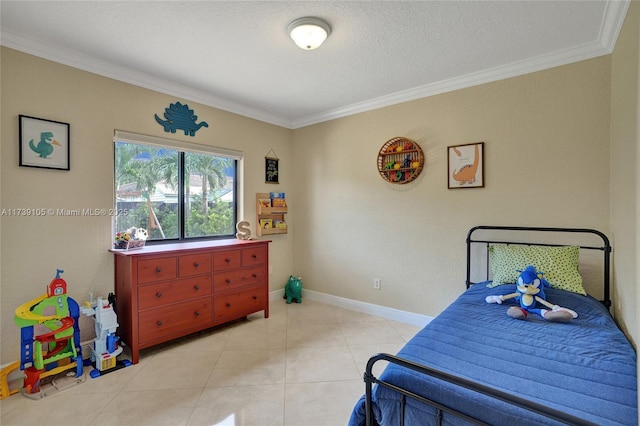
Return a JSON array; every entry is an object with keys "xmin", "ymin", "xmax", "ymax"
[{"xmin": 110, "ymin": 238, "xmax": 270, "ymax": 257}]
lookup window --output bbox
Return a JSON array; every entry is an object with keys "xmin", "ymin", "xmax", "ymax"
[{"xmin": 113, "ymin": 131, "xmax": 241, "ymax": 243}]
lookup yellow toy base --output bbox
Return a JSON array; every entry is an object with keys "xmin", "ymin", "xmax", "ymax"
[{"xmin": 0, "ymin": 361, "xmax": 22, "ymax": 400}]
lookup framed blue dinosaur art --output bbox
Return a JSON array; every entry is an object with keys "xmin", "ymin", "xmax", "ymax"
[{"xmin": 154, "ymin": 101, "xmax": 208, "ymax": 136}]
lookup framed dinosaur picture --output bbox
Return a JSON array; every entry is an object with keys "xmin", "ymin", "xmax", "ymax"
[
  {"xmin": 447, "ymin": 142, "xmax": 484, "ymax": 189},
  {"xmin": 19, "ymin": 115, "xmax": 70, "ymax": 171}
]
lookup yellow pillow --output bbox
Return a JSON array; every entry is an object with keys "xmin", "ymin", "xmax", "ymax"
[{"xmin": 488, "ymin": 244, "xmax": 586, "ymax": 295}]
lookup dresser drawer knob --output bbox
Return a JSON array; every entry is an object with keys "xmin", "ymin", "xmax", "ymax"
[
  {"xmin": 156, "ymin": 267, "xmax": 162, "ymax": 273},
  {"xmin": 253, "ymin": 295, "xmax": 258, "ymax": 300},
  {"xmin": 225, "ymin": 279, "xmax": 231, "ymax": 284},
  {"xmin": 225, "ymin": 258, "xmax": 231, "ymax": 263},
  {"xmin": 195, "ymin": 311, "xmax": 200, "ymax": 316},
  {"xmin": 156, "ymin": 292, "xmax": 162, "ymax": 298},
  {"xmin": 194, "ymin": 262, "xmax": 199, "ymax": 268},
  {"xmin": 252, "ymin": 254, "xmax": 257, "ymax": 259},
  {"xmin": 156, "ymin": 320, "xmax": 163, "ymax": 327},
  {"xmin": 226, "ymin": 303, "xmax": 231, "ymax": 307},
  {"xmin": 194, "ymin": 285, "xmax": 200, "ymax": 290},
  {"xmin": 252, "ymin": 273, "xmax": 257, "ymax": 278}
]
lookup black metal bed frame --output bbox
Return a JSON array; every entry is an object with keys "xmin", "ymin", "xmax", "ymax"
[{"xmin": 364, "ymin": 226, "xmax": 612, "ymax": 426}]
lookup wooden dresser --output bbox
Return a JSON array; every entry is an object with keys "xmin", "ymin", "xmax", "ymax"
[{"xmin": 112, "ymin": 239, "xmax": 270, "ymax": 364}]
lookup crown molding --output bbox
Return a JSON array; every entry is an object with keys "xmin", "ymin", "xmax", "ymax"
[
  {"xmin": 599, "ymin": 0, "xmax": 631, "ymax": 52},
  {"xmin": 291, "ymin": 41, "xmax": 609, "ymax": 128},
  {"xmin": 1, "ymin": 0, "xmax": 629, "ymax": 130},
  {"xmin": 290, "ymin": 0, "xmax": 630, "ymax": 128},
  {"xmin": 0, "ymin": 29, "xmax": 293, "ymax": 129}
]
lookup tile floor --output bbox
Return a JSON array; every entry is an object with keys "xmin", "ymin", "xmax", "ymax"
[{"xmin": 0, "ymin": 298, "xmax": 422, "ymax": 426}]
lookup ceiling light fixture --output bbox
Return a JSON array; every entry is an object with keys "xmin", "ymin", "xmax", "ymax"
[{"xmin": 288, "ymin": 17, "xmax": 331, "ymax": 50}]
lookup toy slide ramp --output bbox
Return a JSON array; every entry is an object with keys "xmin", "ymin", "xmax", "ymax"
[{"xmin": 14, "ymin": 294, "xmax": 59, "ymax": 325}]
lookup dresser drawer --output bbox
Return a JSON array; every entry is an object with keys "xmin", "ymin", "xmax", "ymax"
[
  {"xmin": 138, "ymin": 276, "xmax": 212, "ymax": 310},
  {"xmin": 242, "ymin": 246, "xmax": 266, "ymax": 266},
  {"xmin": 213, "ymin": 250, "xmax": 242, "ymax": 271},
  {"xmin": 213, "ymin": 286, "xmax": 265, "ymax": 323},
  {"xmin": 137, "ymin": 257, "xmax": 177, "ymax": 284},
  {"xmin": 213, "ymin": 266, "xmax": 265, "ymax": 294},
  {"xmin": 179, "ymin": 253, "xmax": 211, "ymax": 277},
  {"xmin": 139, "ymin": 298, "xmax": 211, "ymax": 344}
]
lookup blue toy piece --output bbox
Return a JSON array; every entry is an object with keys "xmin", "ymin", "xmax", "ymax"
[
  {"xmin": 402, "ymin": 154, "xmax": 411, "ymax": 168},
  {"xmin": 485, "ymin": 265, "xmax": 578, "ymax": 322},
  {"xmin": 154, "ymin": 101, "xmax": 208, "ymax": 136},
  {"xmin": 283, "ymin": 275, "xmax": 302, "ymax": 304}
]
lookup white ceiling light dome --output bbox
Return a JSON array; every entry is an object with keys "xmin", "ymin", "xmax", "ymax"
[{"xmin": 288, "ymin": 17, "xmax": 331, "ymax": 50}]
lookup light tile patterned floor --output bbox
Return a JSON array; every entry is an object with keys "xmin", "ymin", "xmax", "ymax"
[{"xmin": 0, "ymin": 299, "xmax": 421, "ymax": 426}]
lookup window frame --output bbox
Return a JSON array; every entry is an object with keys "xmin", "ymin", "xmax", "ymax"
[{"xmin": 113, "ymin": 130, "xmax": 243, "ymax": 244}]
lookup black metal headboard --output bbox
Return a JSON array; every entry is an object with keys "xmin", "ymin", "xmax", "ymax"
[{"xmin": 466, "ymin": 226, "xmax": 612, "ymax": 310}]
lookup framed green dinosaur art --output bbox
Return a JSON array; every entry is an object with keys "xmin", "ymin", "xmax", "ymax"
[
  {"xmin": 19, "ymin": 115, "xmax": 70, "ymax": 171},
  {"xmin": 447, "ymin": 142, "xmax": 484, "ymax": 189}
]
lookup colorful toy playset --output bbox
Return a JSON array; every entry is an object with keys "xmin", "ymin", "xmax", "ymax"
[
  {"xmin": 1, "ymin": 270, "xmax": 133, "ymax": 400},
  {"xmin": 12, "ymin": 269, "xmax": 85, "ymax": 399}
]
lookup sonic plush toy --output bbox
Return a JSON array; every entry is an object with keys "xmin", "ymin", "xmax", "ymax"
[{"xmin": 485, "ymin": 265, "xmax": 577, "ymax": 322}]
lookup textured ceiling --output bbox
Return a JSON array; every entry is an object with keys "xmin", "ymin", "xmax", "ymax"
[{"xmin": 0, "ymin": 1, "xmax": 630, "ymax": 128}]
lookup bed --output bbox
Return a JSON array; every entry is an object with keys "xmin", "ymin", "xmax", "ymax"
[{"xmin": 349, "ymin": 226, "xmax": 637, "ymax": 426}]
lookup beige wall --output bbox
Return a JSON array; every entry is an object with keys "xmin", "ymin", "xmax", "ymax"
[
  {"xmin": 611, "ymin": 0, "xmax": 639, "ymax": 348},
  {"xmin": 0, "ymin": 47, "xmax": 294, "ymax": 364},
  {"xmin": 2, "ymin": 20, "xmax": 638, "ymax": 366},
  {"xmin": 293, "ymin": 57, "xmax": 612, "ymax": 317}
]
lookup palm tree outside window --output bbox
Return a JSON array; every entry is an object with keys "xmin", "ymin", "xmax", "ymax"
[{"xmin": 114, "ymin": 140, "xmax": 237, "ymax": 242}]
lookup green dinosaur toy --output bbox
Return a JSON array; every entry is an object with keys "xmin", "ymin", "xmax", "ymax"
[{"xmin": 283, "ymin": 275, "xmax": 302, "ymax": 304}]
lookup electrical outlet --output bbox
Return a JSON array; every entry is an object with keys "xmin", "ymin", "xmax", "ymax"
[{"xmin": 373, "ymin": 278, "xmax": 381, "ymax": 290}]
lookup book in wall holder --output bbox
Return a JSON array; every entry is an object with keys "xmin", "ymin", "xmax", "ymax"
[{"xmin": 376, "ymin": 137, "xmax": 424, "ymax": 184}]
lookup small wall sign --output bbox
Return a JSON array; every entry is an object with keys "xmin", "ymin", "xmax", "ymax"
[{"xmin": 265, "ymin": 148, "xmax": 279, "ymax": 184}]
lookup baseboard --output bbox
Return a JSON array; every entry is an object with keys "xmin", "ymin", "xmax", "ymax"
[{"xmin": 270, "ymin": 288, "xmax": 432, "ymax": 327}]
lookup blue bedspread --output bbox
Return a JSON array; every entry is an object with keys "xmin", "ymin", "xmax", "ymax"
[{"xmin": 349, "ymin": 284, "xmax": 637, "ymax": 426}]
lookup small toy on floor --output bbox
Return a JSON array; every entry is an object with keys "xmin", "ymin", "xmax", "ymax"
[
  {"xmin": 80, "ymin": 293, "xmax": 131, "ymax": 378},
  {"xmin": 283, "ymin": 275, "xmax": 302, "ymax": 304},
  {"xmin": 485, "ymin": 265, "xmax": 578, "ymax": 322}
]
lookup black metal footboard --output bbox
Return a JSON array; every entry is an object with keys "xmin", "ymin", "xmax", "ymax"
[{"xmin": 364, "ymin": 353, "xmax": 599, "ymax": 426}]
